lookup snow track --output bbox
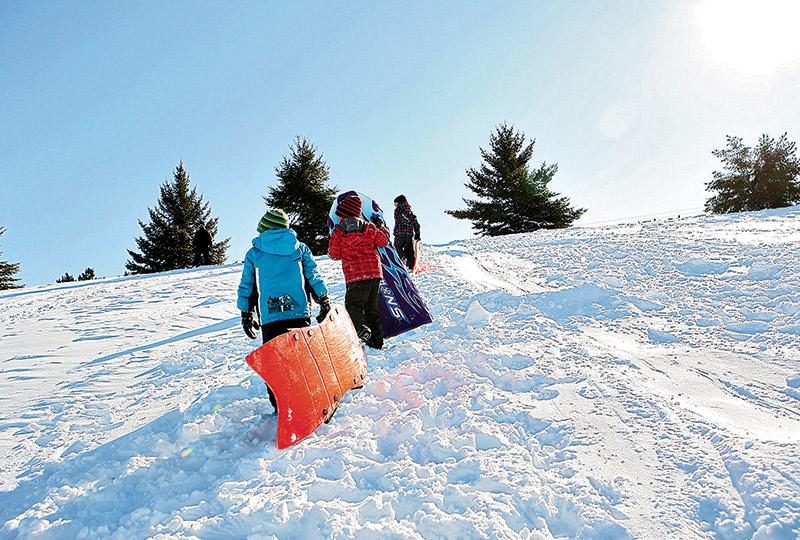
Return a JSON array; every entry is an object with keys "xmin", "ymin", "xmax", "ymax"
[{"xmin": 1, "ymin": 208, "xmax": 799, "ymax": 538}]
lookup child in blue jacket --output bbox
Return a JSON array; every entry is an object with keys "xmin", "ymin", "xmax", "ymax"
[{"xmin": 237, "ymin": 209, "xmax": 330, "ymax": 409}]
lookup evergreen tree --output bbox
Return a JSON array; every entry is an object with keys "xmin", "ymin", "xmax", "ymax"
[
  {"xmin": 56, "ymin": 272, "xmax": 75, "ymax": 283},
  {"xmin": 705, "ymin": 133, "xmax": 800, "ymax": 213},
  {"xmin": 126, "ymin": 162, "xmax": 230, "ymax": 274},
  {"xmin": 446, "ymin": 123, "xmax": 586, "ymax": 236},
  {"xmin": 264, "ymin": 136, "xmax": 337, "ymax": 254},
  {"xmin": 0, "ymin": 227, "xmax": 22, "ymax": 290},
  {"xmin": 78, "ymin": 267, "xmax": 96, "ymax": 281}
]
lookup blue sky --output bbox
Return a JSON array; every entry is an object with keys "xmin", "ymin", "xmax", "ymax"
[{"xmin": 2, "ymin": 0, "xmax": 799, "ymax": 285}]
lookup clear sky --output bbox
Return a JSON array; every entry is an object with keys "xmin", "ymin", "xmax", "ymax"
[{"xmin": 2, "ymin": 0, "xmax": 799, "ymax": 286}]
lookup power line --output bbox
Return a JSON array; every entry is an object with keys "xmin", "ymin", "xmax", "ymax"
[{"xmin": 578, "ymin": 207, "xmax": 705, "ymax": 227}]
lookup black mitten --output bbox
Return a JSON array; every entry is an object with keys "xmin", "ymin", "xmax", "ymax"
[
  {"xmin": 316, "ymin": 296, "xmax": 331, "ymax": 323},
  {"xmin": 370, "ymin": 214, "xmax": 385, "ymax": 228},
  {"xmin": 241, "ymin": 311, "xmax": 260, "ymax": 340}
]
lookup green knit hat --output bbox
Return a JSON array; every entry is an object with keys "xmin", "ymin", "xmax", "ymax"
[{"xmin": 257, "ymin": 208, "xmax": 290, "ymax": 233}]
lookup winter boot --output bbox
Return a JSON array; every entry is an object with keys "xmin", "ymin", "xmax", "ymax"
[{"xmin": 267, "ymin": 386, "xmax": 278, "ymax": 415}]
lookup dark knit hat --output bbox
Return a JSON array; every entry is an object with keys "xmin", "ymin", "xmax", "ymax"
[
  {"xmin": 394, "ymin": 194, "xmax": 408, "ymax": 204},
  {"xmin": 336, "ymin": 195, "xmax": 362, "ymax": 218},
  {"xmin": 257, "ymin": 208, "xmax": 290, "ymax": 233}
]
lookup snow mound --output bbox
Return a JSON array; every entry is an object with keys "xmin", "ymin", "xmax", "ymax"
[
  {"xmin": 674, "ymin": 257, "xmax": 730, "ymax": 276},
  {"xmin": 647, "ymin": 328, "xmax": 682, "ymax": 344},
  {"xmin": 464, "ymin": 300, "xmax": 491, "ymax": 326}
]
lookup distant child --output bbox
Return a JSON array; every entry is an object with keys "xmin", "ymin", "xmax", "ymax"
[
  {"xmin": 193, "ymin": 224, "xmax": 213, "ymax": 266},
  {"xmin": 393, "ymin": 194, "xmax": 421, "ymax": 270},
  {"xmin": 328, "ymin": 194, "xmax": 390, "ymax": 349},
  {"xmin": 237, "ymin": 208, "xmax": 331, "ymax": 409}
]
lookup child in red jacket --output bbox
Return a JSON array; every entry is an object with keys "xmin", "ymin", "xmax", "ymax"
[{"xmin": 328, "ymin": 194, "xmax": 390, "ymax": 349}]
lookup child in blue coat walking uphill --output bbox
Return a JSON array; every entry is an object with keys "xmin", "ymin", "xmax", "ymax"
[{"xmin": 237, "ymin": 208, "xmax": 331, "ymax": 410}]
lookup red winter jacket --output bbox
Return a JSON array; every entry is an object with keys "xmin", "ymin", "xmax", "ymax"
[{"xmin": 328, "ymin": 217, "xmax": 390, "ymax": 283}]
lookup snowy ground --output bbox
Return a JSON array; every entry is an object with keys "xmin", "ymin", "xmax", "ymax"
[{"xmin": 1, "ymin": 207, "xmax": 799, "ymax": 539}]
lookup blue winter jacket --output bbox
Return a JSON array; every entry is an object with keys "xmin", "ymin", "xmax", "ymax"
[{"xmin": 236, "ymin": 228, "xmax": 328, "ymax": 324}]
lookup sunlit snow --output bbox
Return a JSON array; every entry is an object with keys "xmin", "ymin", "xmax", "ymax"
[{"xmin": 1, "ymin": 207, "xmax": 799, "ymax": 538}]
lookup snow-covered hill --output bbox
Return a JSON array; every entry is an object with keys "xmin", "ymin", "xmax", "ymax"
[{"xmin": 2, "ymin": 208, "xmax": 799, "ymax": 539}]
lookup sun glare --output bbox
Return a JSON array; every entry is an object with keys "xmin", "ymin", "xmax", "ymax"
[{"xmin": 695, "ymin": 0, "xmax": 800, "ymax": 75}]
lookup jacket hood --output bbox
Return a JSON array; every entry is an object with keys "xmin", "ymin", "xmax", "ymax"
[
  {"xmin": 338, "ymin": 216, "xmax": 366, "ymax": 233},
  {"xmin": 252, "ymin": 228, "xmax": 300, "ymax": 255}
]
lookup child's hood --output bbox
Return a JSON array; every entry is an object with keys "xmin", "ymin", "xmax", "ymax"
[
  {"xmin": 252, "ymin": 228, "xmax": 301, "ymax": 256},
  {"xmin": 337, "ymin": 216, "xmax": 367, "ymax": 233}
]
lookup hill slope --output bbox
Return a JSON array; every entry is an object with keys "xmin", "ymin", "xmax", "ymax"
[{"xmin": 1, "ymin": 208, "xmax": 799, "ymax": 539}]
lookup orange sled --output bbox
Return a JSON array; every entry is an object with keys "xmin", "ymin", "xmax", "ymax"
[
  {"xmin": 245, "ymin": 304, "xmax": 367, "ymax": 449},
  {"xmin": 412, "ymin": 240, "xmax": 422, "ymax": 273}
]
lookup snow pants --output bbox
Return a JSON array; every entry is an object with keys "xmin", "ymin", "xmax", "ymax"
[
  {"xmin": 345, "ymin": 278, "xmax": 383, "ymax": 349},
  {"xmin": 261, "ymin": 317, "xmax": 312, "ymax": 410},
  {"xmin": 193, "ymin": 247, "xmax": 210, "ymax": 267},
  {"xmin": 394, "ymin": 235, "xmax": 416, "ymax": 270}
]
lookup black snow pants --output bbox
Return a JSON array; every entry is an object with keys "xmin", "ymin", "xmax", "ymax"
[
  {"xmin": 345, "ymin": 278, "xmax": 383, "ymax": 349},
  {"xmin": 193, "ymin": 247, "xmax": 211, "ymax": 267},
  {"xmin": 394, "ymin": 235, "xmax": 415, "ymax": 270},
  {"xmin": 261, "ymin": 317, "xmax": 311, "ymax": 411}
]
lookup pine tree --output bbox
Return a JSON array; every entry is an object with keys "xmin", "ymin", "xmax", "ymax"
[
  {"xmin": 78, "ymin": 267, "xmax": 96, "ymax": 281},
  {"xmin": 0, "ymin": 227, "xmax": 22, "ymax": 290},
  {"xmin": 446, "ymin": 124, "xmax": 586, "ymax": 236},
  {"xmin": 126, "ymin": 162, "xmax": 230, "ymax": 274},
  {"xmin": 264, "ymin": 137, "xmax": 337, "ymax": 254},
  {"xmin": 705, "ymin": 133, "xmax": 800, "ymax": 214},
  {"xmin": 56, "ymin": 273, "xmax": 75, "ymax": 283}
]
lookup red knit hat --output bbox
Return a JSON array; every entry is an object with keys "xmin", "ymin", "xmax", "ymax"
[{"xmin": 336, "ymin": 195, "xmax": 362, "ymax": 218}]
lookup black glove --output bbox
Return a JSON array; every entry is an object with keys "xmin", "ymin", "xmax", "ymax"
[
  {"xmin": 370, "ymin": 214, "xmax": 385, "ymax": 228},
  {"xmin": 414, "ymin": 235, "xmax": 420, "ymax": 241},
  {"xmin": 241, "ymin": 311, "xmax": 260, "ymax": 340},
  {"xmin": 316, "ymin": 296, "xmax": 331, "ymax": 323}
]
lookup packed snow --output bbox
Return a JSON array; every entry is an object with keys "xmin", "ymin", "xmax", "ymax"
[{"xmin": 1, "ymin": 207, "xmax": 799, "ymax": 539}]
